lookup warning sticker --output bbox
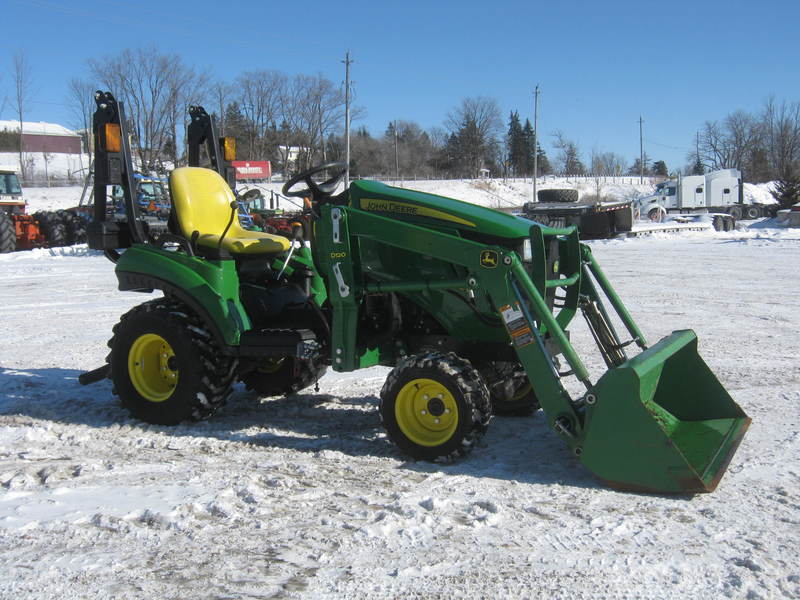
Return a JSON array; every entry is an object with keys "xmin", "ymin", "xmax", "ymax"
[
  {"xmin": 511, "ymin": 328, "xmax": 535, "ymax": 348},
  {"xmin": 499, "ymin": 303, "xmax": 527, "ymax": 334}
]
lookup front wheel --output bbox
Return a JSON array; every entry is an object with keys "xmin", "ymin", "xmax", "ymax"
[
  {"xmin": 647, "ymin": 207, "xmax": 664, "ymax": 223},
  {"xmin": 109, "ymin": 299, "xmax": 238, "ymax": 425},
  {"xmin": 380, "ymin": 352, "xmax": 491, "ymax": 462}
]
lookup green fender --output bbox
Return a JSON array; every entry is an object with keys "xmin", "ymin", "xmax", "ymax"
[{"xmin": 114, "ymin": 245, "xmax": 250, "ymax": 347}]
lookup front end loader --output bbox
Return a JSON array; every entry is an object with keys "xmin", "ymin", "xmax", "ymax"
[{"xmin": 82, "ymin": 91, "xmax": 749, "ymax": 493}]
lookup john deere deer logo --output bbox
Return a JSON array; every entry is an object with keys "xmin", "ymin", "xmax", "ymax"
[{"xmin": 480, "ymin": 250, "xmax": 499, "ymax": 268}]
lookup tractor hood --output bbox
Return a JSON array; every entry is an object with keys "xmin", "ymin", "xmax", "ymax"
[{"xmin": 349, "ymin": 180, "xmax": 532, "ymax": 239}]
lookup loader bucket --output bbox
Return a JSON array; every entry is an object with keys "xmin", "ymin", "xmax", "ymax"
[{"xmin": 580, "ymin": 330, "xmax": 750, "ymax": 493}]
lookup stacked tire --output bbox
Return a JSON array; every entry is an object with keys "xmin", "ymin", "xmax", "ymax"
[
  {"xmin": 33, "ymin": 211, "xmax": 68, "ymax": 247},
  {"xmin": 0, "ymin": 211, "xmax": 16, "ymax": 253},
  {"xmin": 57, "ymin": 210, "xmax": 88, "ymax": 245}
]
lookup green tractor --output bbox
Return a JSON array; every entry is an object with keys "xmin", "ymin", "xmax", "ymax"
[{"xmin": 81, "ymin": 91, "xmax": 750, "ymax": 493}]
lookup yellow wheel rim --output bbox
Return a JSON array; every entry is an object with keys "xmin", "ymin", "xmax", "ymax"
[
  {"xmin": 395, "ymin": 378, "xmax": 459, "ymax": 447},
  {"xmin": 510, "ymin": 381, "xmax": 532, "ymax": 401},
  {"xmin": 128, "ymin": 333, "xmax": 178, "ymax": 402}
]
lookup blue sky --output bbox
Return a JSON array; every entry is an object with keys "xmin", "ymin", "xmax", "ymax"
[{"xmin": 3, "ymin": 0, "xmax": 799, "ymax": 171}]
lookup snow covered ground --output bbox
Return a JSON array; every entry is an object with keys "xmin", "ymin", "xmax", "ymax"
[
  {"xmin": 1, "ymin": 218, "xmax": 799, "ymax": 598},
  {"xmin": 3, "ymin": 181, "xmax": 800, "ymax": 596}
]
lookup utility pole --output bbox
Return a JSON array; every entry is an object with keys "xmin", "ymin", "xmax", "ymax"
[
  {"xmin": 394, "ymin": 120, "xmax": 400, "ymax": 184},
  {"xmin": 639, "ymin": 116, "xmax": 644, "ymax": 184},
  {"xmin": 342, "ymin": 51, "xmax": 353, "ymax": 186},
  {"xmin": 532, "ymin": 84, "xmax": 540, "ymax": 202}
]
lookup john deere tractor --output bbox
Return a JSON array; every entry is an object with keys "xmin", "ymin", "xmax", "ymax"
[{"xmin": 81, "ymin": 92, "xmax": 750, "ymax": 493}]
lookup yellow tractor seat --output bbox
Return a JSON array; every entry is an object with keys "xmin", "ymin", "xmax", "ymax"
[{"xmin": 169, "ymin": 167, "xmax": 290, "ymax": 256}]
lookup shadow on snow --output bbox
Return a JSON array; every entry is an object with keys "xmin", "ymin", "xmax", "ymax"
[{"xmin": 0, "ymin": 366, "xmax": 603, "ymax": 491}]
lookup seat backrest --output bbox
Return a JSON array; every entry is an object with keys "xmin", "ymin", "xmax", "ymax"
[{"xmin": 169, "ymin": 166, "xmax": 245, "ymax": 240}]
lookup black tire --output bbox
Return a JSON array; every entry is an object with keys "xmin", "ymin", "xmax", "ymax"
[
  {"xmin": 380, "ymin": 352, "xmax": 491, "ymax": 462},
  {"xmin": 108, "ymin": 298, "xmax": 238, "ymax": 425},
  {"xmin": 537, "ymin": 188, "xmax": 579, "ymax": 203},
  {"xmin": 712, "ymin": 215, "xmax": 723, "ymax": 231},
  {"xmin": 613, "ymin": 206, "xmax": 634, "ymax": 232},
  {"xmin": 647, "ymin": 207, "xmax": 664, "ymax": 223},
  {"xmin": 0, "ymin": 211, "xmax": 16, "ymax": 253},
  {"xmin": 744, "ymin": 205, "xmax": 761, "ymax": 219},
  {"xmin": 239, "ymin": 357, "xmax": 327, "ymax": 397},
  {"xmin": 58, "ymin": 210, "xmax": 87, "ymax": 245},
  {"xmin": 728, "ymin": 205, "xmax": 743, "ymax": 220},
  {"xmin": 480, "ymin": 361, "xmax": 540, "ymax": 416},
  {"xmin": 34, "ymin": 211, "xmax": 68, "ymax": 247},
  {"xmin": 723, "ymin": 215, "xmax": 734, "ymax": 232}
]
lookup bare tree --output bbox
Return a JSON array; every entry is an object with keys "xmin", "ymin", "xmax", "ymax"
[
  {"xmin": 445, "ymin": 97, "xmax": 502, "ymax": 177},
  {"xmin": 12, "ymin": 52, "xmax": 34, "ymax": 180},
  {"xmin": 551, "ymin": 130, "xmax": 585, "ymax": 175},
  {"xmin": 281, "ymin": 73, "xmax": 345, "ymax": 170},
  {"xmin": 88, "ymin": 46, "xmax": 205, "ymax": 171},
  {"xmin": 210, "ymin": 80, "xmax": 233, "ymax": 136},
  {"xmin": 65, "ymin": 77, "xmax": 96, "ymax": 168},
  {"xmin": 762, "ymin": 97, "xmax": 800, "ymax": 179},
  {"xmin": 590, "ymin": 149, "xmax": 626, "ymax": 176},
  {"xmin": 236, "ymin": 70, "xmax": 285, "ymax": 160},
  {"xmin": 165, "ymin": 63, "xmax": 209, "ymax": 167}
]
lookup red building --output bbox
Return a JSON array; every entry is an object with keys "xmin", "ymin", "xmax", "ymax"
[{"xmin": 0, "ymin": 120, "xmax": 82, "ymax": 154}]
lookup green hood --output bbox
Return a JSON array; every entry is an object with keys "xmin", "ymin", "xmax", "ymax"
[{"xmin": 348, "ymin": 180, "xmax": 532, "ymax": 239}]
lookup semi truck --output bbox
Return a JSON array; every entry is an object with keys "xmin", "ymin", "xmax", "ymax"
[{"xmin": 636, "ymin": 169, "xmax": 776, "ymax": 223}]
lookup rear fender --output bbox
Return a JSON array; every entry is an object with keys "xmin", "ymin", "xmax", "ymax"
[{"xmin": 115, "ymin": 245, "xmax": 250, "ymax": 348}]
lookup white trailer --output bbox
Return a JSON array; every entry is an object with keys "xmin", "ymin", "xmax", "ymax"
[{"xmin": 636, "ymin": 169, "xmax": 775, "ymax": 227}]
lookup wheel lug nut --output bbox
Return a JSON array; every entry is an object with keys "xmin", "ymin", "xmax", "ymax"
[
  {"xmin": 421, "ymin": 410, "xmax": 427, "ymax": 415},
  {"xmin": 434, "ymin": 418, "xmax": 440, "ymax": 424}
]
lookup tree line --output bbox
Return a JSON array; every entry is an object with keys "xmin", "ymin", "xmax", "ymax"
[
  {"xmin": 54, "ymin": 47, "xmax": 663, "ymax": 180},
  {"xmin": 4, "ymin": 45, "xmax": 799, "ymax": 197},
  {"xmin": 691, "ymin": 99, "xmax": 800, "ymax": 183}
]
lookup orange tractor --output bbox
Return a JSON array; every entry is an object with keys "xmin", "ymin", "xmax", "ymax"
[{"xmin": 0, "ymin": 167, "xmax": 85, "ymax": 253}]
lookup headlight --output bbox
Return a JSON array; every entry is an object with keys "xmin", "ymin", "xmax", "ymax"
[{"xmin": 522, "ymin": 238, "xmax": 532, "ymax": 262}]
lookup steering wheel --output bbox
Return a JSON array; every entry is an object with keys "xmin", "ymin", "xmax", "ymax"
[{"xmin": 282, "ymin": 162, "xmax": 347, "ymax": 203}]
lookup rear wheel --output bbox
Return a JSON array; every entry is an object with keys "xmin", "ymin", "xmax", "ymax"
[
  {"xmin": 240, "ymin": 357, "xmax": 327, "ymax": 396},
  {"xmin": 0, "ymin": 211, "xmax": 16, "ymax": 253},
  {"xmin": 108, "ymin": 298, "xmax": 237, "ymax": 424},
  {"xmin": 728, "ymin": 205, "xmax": 743, "ymax": 220},
  {"xmin": 380, "ymin": 352, "xmax": 491, "ymax": 462},
  {"xmin": 745, "ymin": 205, "xmax": 761, "ymax": 219}
]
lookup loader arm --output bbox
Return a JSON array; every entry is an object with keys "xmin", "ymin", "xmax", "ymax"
[{"xmin": 314, "ymin": 203, "xmax": 750, "ymax": 493}]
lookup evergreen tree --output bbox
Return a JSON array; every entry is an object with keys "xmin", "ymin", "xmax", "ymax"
[
  {"xmin": 506, "ymin": 111, "xmax": 525, "ymax": 175},
  {"xmin": 627, "ymin": 157, "xmax": 651, "ymax": 176},
  {"xmin": 536, "ymin": 142, "xmax": 552, "ymax": 175},
  {"xmin": 521, "ymin": 119, "xmax": 534, "ymax": 174},
  {"xmin": 771, "ymin": 171, "xmax": 800, "ymax": 209},
  {"xmin": 224, "ymin": 102, "xmax": 252, "ymax": 159},
  {"xmin": 652, "ymin": 160, "xmax": 668, "ymax": 177},
  {"xmin": 0, "ymin": 129, "xmax": 21, "ymax": 152},
  {"xmin": 691, "ymin": 157, "xmax": 704, "ymax": 175}
]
